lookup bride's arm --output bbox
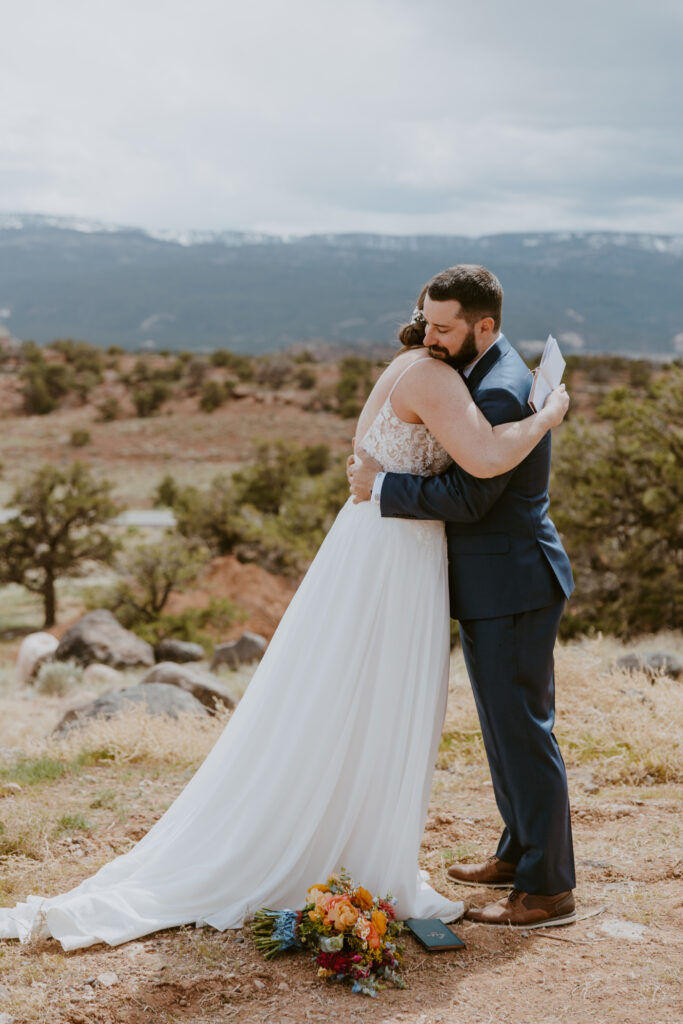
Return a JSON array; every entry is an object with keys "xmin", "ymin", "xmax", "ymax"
[{"xmin": 407, "ymin": 359, "xmax": 568, "ymax": 478}]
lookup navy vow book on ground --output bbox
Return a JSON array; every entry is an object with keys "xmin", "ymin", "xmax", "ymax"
[{"xmin": 404, "ymin": 919, "xmax": 466, "ymax": 951}]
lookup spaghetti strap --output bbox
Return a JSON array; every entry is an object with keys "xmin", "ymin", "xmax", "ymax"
[{"xmin": 387, "ymin": 354, "xmax": 430, "ymax": 399}]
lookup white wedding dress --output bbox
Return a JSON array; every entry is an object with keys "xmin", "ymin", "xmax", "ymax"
[{"xmin": 0, "ymin": 359, "xmax": 464, "ymax": 951}]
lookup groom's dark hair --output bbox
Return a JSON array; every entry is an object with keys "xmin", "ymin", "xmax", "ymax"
[{"xmin": 427, "ymin": 265, "xmax": 503, "ymax": 331}]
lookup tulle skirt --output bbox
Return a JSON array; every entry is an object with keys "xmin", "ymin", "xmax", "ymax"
[{"xmin": 0, "ymin": 498, "xmax": 463, "ymax": 950}]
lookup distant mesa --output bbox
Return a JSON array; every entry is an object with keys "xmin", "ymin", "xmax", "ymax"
[{"xmin": 0, "ymin": 214, "xmax": 681, "ymax": 357}]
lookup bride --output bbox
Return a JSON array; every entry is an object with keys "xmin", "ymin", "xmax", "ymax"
[{"xmin": 0, "ymin": 296, "xmax": 568, "ymax": 951}]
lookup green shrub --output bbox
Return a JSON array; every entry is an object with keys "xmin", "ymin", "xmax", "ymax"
[
  {"xmin": 21, "ymin": 369, "xmax": 56, "ymax": 414},
  {"xmin": 295, "ymin": 365, "xmax": 316, "ymax": 389},
  {"xmin": 336, "ymin": 356, "xmax": 373, "ymax": 418},
  {"xmin": 232, "ymin": 442, "xmax": 302, "ymax": 514},
  {"xmin": 186, "ymin": 357, "xmax": 209, "ymax": 391},
  {"xmin": 34, "ymin": 659, "xmax": 83, "ymax": 696},
  {"xmin": 301, "ymin": 443, "xmax": 331, "ymax": 476},
  {"xmin": 21, "ymin": 360, "xmax": 73, "ymax": 414},
  {"xmin": 255, "ymin": 356, "xmax": 294, "ymax": 390},
  {"xmin": 552, "ymin": 366, "xmax": 682, "ymax": 637},
  {"xmin": 155, "ymin": 473, "xmax": 179, "ymax": 508},
  {"xmin": 210, "ymin": 348, "xmax": 232, "ymax": 367},
  {"xmin": 199, "ymin": 379, "xmax": 229, "ymax": 412},
  {"xmin": 127, "ymin": 597, "xmax": 245, "ymax": 647},
  {"xmin": 133, "ymin": 381, "xmax": 169, "ymax": 416},
  {"xmin": 232, "ymin": 355, "xmax": 254, "ymax": 382},
  {"xmin": 173, "ymin": 475, "xmax": 245, "ymax": 555},
  {"xmin": 69, "ymin": 428, "xmax": 91, "ymax": 448},
  {"xmin": 97, "ymin": 396, "xmax": 120, "ymax": 422}
]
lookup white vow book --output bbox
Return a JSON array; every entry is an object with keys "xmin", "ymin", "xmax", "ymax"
[{"xmin": 528, "ymin": 334, "xmax": 565, "ymax": 412}]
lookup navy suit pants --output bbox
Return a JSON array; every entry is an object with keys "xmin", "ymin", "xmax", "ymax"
[{"xmin": 459, "ymin": 599, "xmax": 576, "ymax": 894}]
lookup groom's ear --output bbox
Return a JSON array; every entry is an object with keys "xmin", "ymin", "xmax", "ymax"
[{"xmin": 476, "ymin": 316, "xmax": 496, "ymax": 338}]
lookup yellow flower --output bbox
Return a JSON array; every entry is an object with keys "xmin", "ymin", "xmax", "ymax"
[
  {"xmin": 307, "ymin": 884, "xmax": 330, "ymax": 899},
  {"xmin": 353, "ymin": 887, "xmax": 373, "ymax": 911},
  {"xmin": 371, "ymin": 910, "xmax": 387, "ymax": 936},
  {"xmin": 317, "ymin": 967, "xmax": 334, "ymax": 978}
]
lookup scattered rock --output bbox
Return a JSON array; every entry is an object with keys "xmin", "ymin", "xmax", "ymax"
[
  {"xmin": 16, "ymin": 631, "xmax": 58, "ymax": 684},
  {"xmin": 96, "ymin": 972, "xmax": 119, "ymax": 987},
  {"xmin": 55, "ymin": 610, "xmax": 155, "ymax": 669},
  {"xmin": 599, "ymin": 918, "xmax": 647, "ymax": 941},
  {"xmin": 54, "ymin": 682, "xmax": 207, "ymax": 734},
  {"xmin": 210, "ymin": 632, "xmax": 267, "ymax": 671},
  {"xmin": 141, "ymin": 662, "xmax": 236, "ymax": 712},
  {"xmin": 615, "ymin": 653, "xmax": 643, "ymax": 673},
  {"xmin": 615, "ymin": 650, "xmax": 682, "ymax": 680},
  {"xmin": 0, "ymin": 782, "xmax": 22, "ymax": 798},
  {"xmin": 82, "ymin": 663, "xmax": 125, "ymax": 688},
  {"xmin": 253, "ymin": 979, "xmax": 266, "ymax": 990},
  {"xmin": 644, "ymin": 651, "xmax": 682, "ymax": 678},
  {"xmin": 154, "ymin": 638, "xmax": 205, "ymax": 663}
]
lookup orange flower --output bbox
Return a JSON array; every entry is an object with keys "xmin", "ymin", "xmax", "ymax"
[
  {"xmin": 371, "ymin": 910, "xmax": 387, "ymax": 936},
  {"xmin": 366, "ymin": 922, "xmax": 381, "ymax": 949},
  {"xmin": 325, "ymin": 895, "xmax": 359, "ymax": 932},
  {"xmin": 353, "ymin": 887, "xmax": 373, "ymax": 911}
]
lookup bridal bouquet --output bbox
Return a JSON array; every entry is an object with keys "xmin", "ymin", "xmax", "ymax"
[{"xmin": 251, "ymin": 870, "xmax": 406, "ymax": 996}]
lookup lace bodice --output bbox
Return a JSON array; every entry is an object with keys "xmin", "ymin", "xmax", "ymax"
[{"xmin": 359, "ymin": 359, "xmax": 453, "ymax": 477}]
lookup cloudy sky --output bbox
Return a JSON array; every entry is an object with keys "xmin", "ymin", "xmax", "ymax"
[{"xmin": 3, "ymin": 0, "xmax": 682, "ymax": 236}]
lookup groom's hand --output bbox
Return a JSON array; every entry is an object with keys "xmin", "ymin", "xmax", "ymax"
[{"xmin": 347, "ymin": 448, "xmax": 383, "ymax": 503}]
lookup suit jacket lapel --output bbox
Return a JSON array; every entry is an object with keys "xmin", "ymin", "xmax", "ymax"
[{"xmin": 465, "ymin": 335, "xmax": 511, "ymax": 391}]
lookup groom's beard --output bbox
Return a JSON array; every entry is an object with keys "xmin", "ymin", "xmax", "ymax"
[{"xmin": 427, "ymin": 325, "xmax": 479, "ymax": 371}]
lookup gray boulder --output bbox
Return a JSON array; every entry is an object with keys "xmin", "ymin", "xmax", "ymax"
[
  {"xmin": 55, "ymin": 610, "xmax": 155, "ymax": 669},
  {"xmin": 210, "ymin": 632, "xmax": 267, "ymax": 671},
  {"xmin": 644, "ymin": 651, "xmax": 682, "ymax": 679},
  {"xmin": 55, "ymin": 682, "xmax": 206, "ymax": 735},
  {"xmin": 141, "ymin": 662, "xmax": 235, "ymax": 712},
  {"xmin": 615, "ymin": 653, "xmax": 643, "ymax": 673},
  {"xmin": 154, "ymin": 638, "xmax": 205, "ymax": 663}
]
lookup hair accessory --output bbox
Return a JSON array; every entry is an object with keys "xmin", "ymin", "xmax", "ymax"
[{"xmin": 410, "ymin": 306, "xmax": 426, "ymax": 325}]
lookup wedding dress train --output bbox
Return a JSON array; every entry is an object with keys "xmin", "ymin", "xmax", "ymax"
[{"xmin": 0, "ymin": 362, "xmax": 464, "ymax": 950}]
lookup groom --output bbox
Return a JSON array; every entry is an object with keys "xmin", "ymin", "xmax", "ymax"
[{"xmin": 348, "ymin": 265, "xmax": 576, "ymax": 928}]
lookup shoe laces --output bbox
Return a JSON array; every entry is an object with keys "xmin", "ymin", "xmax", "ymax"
[{"xmin": 507, "ymin": 889, "xmax": 523, "ymax": 903}]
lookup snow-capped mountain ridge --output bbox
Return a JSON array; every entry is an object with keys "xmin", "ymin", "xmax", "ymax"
[{"xmin": 2, "ymin": 212, "xmax": 682, "ymax": 256}]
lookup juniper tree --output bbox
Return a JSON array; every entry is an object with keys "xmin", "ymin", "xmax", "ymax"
[{"xmin": 0, "ymin": 462, "xmax": 119, "ymax": 627}]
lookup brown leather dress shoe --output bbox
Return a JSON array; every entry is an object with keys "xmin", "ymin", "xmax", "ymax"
[
  {"xmin": 465, "ymin": 889, "xmax": 576, "ymax": 928},
  {"xmin": 447, "ymin": 856, "xmax": 517, "ymax": 888}
]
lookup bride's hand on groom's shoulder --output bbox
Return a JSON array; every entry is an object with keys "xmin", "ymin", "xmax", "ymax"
[
  {"xmin": 541, "ymin": 384, "xmax": 570, "ymax": 428},
  {"xmin": 347, "ymin": 448, "xmax": 382, "ymax": 503}
]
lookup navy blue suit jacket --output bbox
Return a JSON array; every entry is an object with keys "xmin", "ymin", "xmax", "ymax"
[{"xmin": 380, "ymin": 336, "xmax": 574, "ymax": 620}]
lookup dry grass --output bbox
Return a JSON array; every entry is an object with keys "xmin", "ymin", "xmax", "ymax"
[
  {"xmin": 0, "ymin": 632, "xmax": 680, "ymax": 1024},
  {"xmin": 440, "ymin": 635, "xmax": 682, "ymax": 788}
]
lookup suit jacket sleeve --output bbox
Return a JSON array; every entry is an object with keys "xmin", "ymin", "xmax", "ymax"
[{"xmin": 380, "ymin": 387, "xmax": 534, "ymax": 524}]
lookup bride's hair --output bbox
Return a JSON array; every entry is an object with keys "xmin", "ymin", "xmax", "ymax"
[{"xmin": 397, "ymin": 284, "xmax": 428, "ymax": 351}]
